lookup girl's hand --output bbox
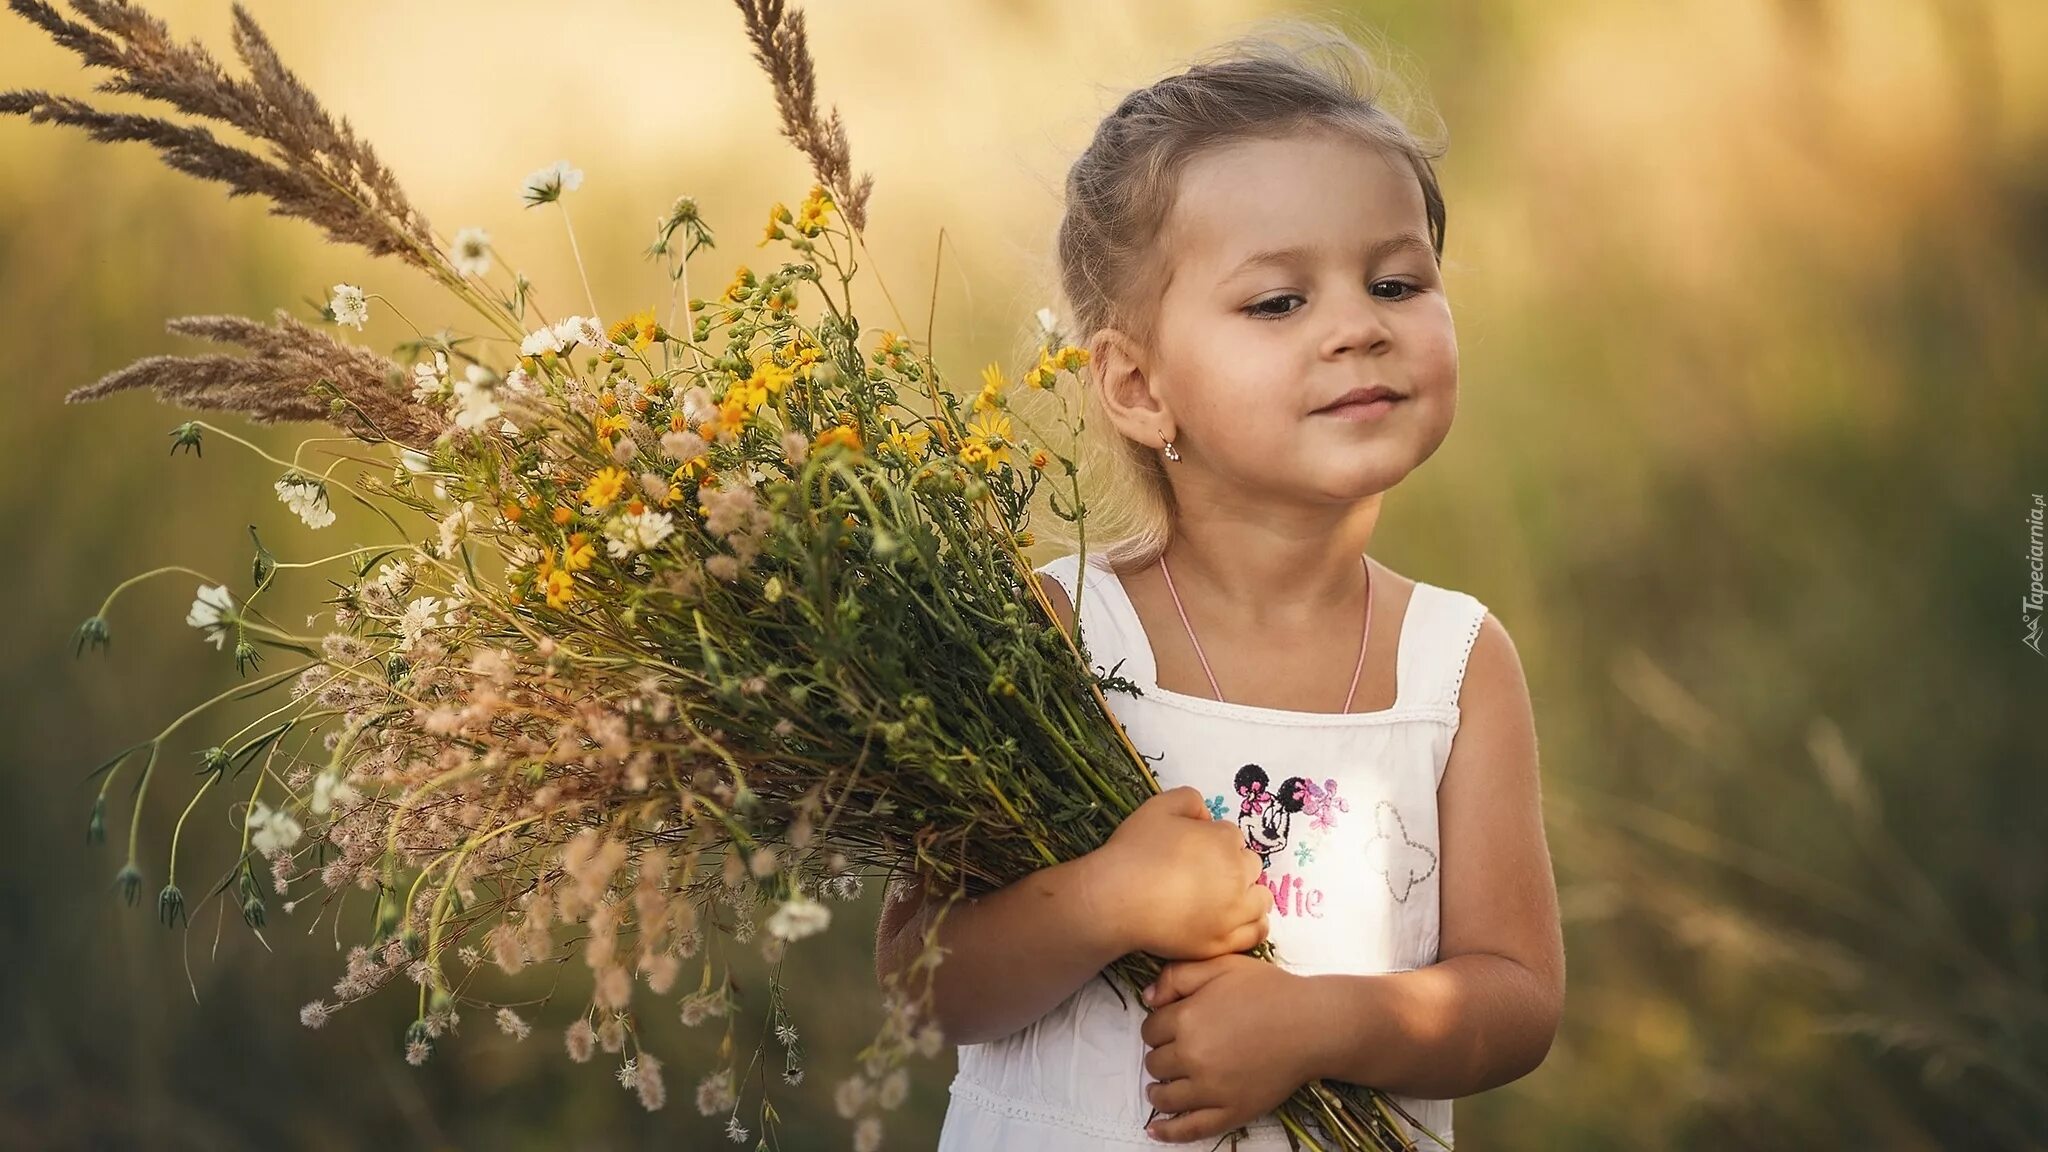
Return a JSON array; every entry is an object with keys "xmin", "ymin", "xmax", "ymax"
[
  {"xmin": 1138, "ymin": 953, "xmax": 1317, "ymax": 1144},
  {"xmin": 1088, "ymin": 786, "xmax": 1270, "ymax": 960}
]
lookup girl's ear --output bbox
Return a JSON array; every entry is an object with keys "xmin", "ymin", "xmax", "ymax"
[{"xmin": 1089, "ymin": 327, "xmax": 1174, "ymax": 447}]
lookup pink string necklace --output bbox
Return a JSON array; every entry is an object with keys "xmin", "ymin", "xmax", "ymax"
[{"xmin": 1157, "ymin": 551, "xmax": 1373, "ymax": 712}]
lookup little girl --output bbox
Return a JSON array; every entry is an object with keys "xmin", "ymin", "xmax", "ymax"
[{"xmin": 877, "ymin": 20, "xmax": 1564, "ymax": 1150}]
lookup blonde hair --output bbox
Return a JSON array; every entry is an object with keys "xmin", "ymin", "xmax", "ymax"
[{"xmin": 1037, "ymin": 17, "xmax": 1448, "ymax": 571}]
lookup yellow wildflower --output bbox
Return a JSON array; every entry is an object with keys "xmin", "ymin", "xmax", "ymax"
[
  {"xmin": 1030, "ymin": 448, "xmax": 1050, "ymax": 471},
  {"xmin": 722, "ymin": 265, "xmax": 754, "ymax": 305},
  {"xmin": 737, "ymin": 356, "xmax": 792, "ymax": 402},
  {"xmin": 1023, "ymin": 349, "xmax": 1057, "ymax": 390},
  {"xmin": 974, "ymin": 362, "xmax": 1007, "ymax": 413},
  {"xmin": 564, "ymin": 532, "xmax": 596, "ymax": 571},
  {"xmin": 795, "ymin": 184, "xmax": 834, "ymax": 236},
  {"xmin": 816, "ymin": 424, "xmax": 862, "ymax": 455},
  {"xmin": 595, "ymin": 412, "xmax": 631, "ymax": 443},
  {"xmin": 966, "ymin": 410, "xmax": 1015, "ymax": 470},
  {"xmin": 552, "ymin": 506, "xmax": 575, "ymax": 526},
  {"xmin": 959, "ymin": 441, "xmax": 992, "ymax": 472},
  {"xmin": 883, "ymin": 420, "xmax": 930, "ymax": 460},
  {"xmin": 544, "ymin": 568, "xmax": 575, "ymax": 609},
  {"xmin": 779, "ymin": 333, "xmax": 822, "ymax": 375},
  {"xmin": 872, "ymin": 329, "xmax": 908, "ymax": 370},
  {"xmin": 606, "ymin": 308, "xmax": 664, "ymax": 352},
  {"xmin": 582, "ymin": 466, "xmax": 629, "ymax": 509},
  {"xmin": 1056, "ymin": 344, "xmax": 1090, "ymax": 371},
  {"xmin": 760, "ymin": 202, "xmax": 792, "ymax": 246}
]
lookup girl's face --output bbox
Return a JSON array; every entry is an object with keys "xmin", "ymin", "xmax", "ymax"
[{"xmin": 1095, "ymin": 130, "xmax": 1457, "ymax": 507}]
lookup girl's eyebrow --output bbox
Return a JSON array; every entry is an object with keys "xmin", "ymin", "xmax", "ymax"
[{"xmin": 1217, "ymin": 231, "xmax": 1434, "ymax": 282}]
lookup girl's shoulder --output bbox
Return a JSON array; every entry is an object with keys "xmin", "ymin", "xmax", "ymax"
[{"xmin": 1367, "ymin": 557, "xmax": 1498, "ymax": 713}]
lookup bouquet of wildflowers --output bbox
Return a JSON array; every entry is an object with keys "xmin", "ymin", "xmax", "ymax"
[{"xmin": 6, "ymin": 1, "xmax": 1442, "ymax": 1148}]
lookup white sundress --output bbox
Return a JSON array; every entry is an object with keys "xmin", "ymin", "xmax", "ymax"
[{"xmin": 935, "ymin": 550, "xmax": 1488, "ymax": 1151}]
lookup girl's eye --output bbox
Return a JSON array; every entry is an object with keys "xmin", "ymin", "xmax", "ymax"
[
  {"xmin": 1370, "ymin": 279, "xmax": 1420, "ymax": 301},
  {"xmin": 1244, "ymin": 294, "xmax": 1303, "ymax": 320}
]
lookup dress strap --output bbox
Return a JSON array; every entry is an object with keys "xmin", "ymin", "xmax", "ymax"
[
  {"xmin": 1033, "ymin": 552, "xmax": 1159, "ymax": 689},
  {"xmin": 1397, "ymin": 582, "xmax": 1491, "ymax": 711}
]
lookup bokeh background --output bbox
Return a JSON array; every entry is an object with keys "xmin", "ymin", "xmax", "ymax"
[{"xmin": 3, "ymin": 0, "xmax": 2044, "ymax": 1148}]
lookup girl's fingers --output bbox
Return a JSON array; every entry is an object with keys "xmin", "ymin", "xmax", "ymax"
[
  {"xmin": 1143, "ymin": 1041, "xmax": 1187, "ymax": 1082},
  {"xmin": 1144, "ymin": 1071, "xmax": 1210, "ymax": 1116},
  {"xmin": 1230, "ymin": 917, "xmax": 1267, "ymax": 952},
  {"xmin": 1239, "ymin": 884, "xmax": 1273, "ymax": 923},
  {"xmin": 1147, "ymin": 1105, "xmax": 1238, "ymax": 1144}
]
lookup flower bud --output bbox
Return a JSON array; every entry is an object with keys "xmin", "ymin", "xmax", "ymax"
[
  {"xmin": 72, "ymin": 615, "xmax": 111, "ymax": 657},
  {"xmin": 158, "ymin": 883, "xmax": 187, "ymax": 928},
  {"xmin": 168, "ymin": 421, "xmax": 203, "ymax": 457},
  {"xmin": 114, "ymin": 863, "xmax": 143, "ymax": 906}
]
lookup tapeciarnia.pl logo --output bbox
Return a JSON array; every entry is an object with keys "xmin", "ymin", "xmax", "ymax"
[{"xmin": 2026, "ymin": 494, "xmax": 2045, "ymax": 657}]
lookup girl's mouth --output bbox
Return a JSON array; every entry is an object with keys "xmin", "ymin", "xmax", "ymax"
[{"xmin": 1313, "ymin": 395, "xmax": 1402, "ymax": 422}]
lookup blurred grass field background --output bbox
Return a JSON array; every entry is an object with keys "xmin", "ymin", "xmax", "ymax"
[{"xmin": 1, "ymin": 0, "xmax": 2043, "ymax": 1148}]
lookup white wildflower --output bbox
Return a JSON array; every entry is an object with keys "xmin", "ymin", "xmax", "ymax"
[
  {"xmin": 274, "ymin": 474, "xmax": 336, "ymax": 529},
  {"xmin": 451, "ymin": 226, "xmax": 492, "ymax": 277},
  {"xmin": 501, "ymin": 367, "xmax": 534, "ymax": 396},
  {"xmin": 247, "ymin": 801, "xmax": 304, "ymax": 856},
  {"xmin": 398, "ymin": 596, "xmax": 443, "ymax": 650},
  {"xmin": 330, "ymin": 283, "xmax": 369, "ymax": 330},
  {"xmin": 185, "ymin": 583, "xmax": 235, "ymax": 649},
  {"xmin": 521, "ymin": 159, "xmax": 583, "ymax": 206},
  {"xmin": 399, "ymin": 447, "xmax": 433, "ymax": 474},
  {"xmin": 438, "ymin": 501, "xmax": 480, "ymax": 556},
  {"xmin": 552, "ymin": 315, "xmax": 605, "ymax": 349},
  {"xmin": 1035, "ymin": 305, "xmax": 1059, "ymax": 338},
  {"xmin": 603, "ymin": 508, "xmax": 676, "ymax": 559},
  {"xmin": 520, "ymin": 325, "xmax": 565, "ymax": 357},
  {"xmin": 308, "ymin": 772, "xmax": 361, "ymax": 817},
  {"xmin": 765, "ymin": 893, "xmax": 831, "ymax": 942},
  {"xmin": 854, "ymin": 1116, "xmax": 883, "ymax": 1152},
  {"xmin": 453, "ymin": 367, "xmax": 501, "ymax": 432},
  {"xmin": 724, "ymin": 1116, "xmax": 747, "ymax": 1144},
  {"xmin": 367, "ymin": 559, "xmax": 412, "ymax": 597},
  {"xmin": 411, "ymin": 350, "xmax": 450, "ymax": 402}
]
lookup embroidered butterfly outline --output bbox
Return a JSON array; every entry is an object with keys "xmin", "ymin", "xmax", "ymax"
[{"xmin": 1366, "ymin": 799, "xmax": 1438, "ymax": 903}]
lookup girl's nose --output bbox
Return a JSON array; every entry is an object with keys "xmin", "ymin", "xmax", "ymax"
[{"xmin": 1321, "ymin": 287, "xmax": 1394, "ymax": 359}]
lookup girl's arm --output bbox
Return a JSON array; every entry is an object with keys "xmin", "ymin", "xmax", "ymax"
[
  {"xmin": 874, "ymin": 856, "xmax": 1130, "ymax": 1046},
  {"xmin": 1292, "ymin": 612, "xmax": 1566, "ymax": 1097}
]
